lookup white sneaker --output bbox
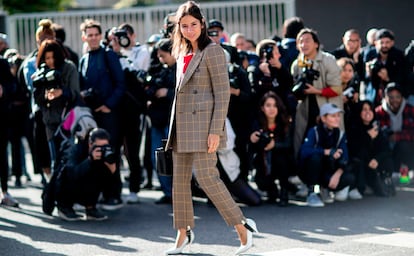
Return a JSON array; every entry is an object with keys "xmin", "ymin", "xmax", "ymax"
[
  {"xmin": 126, "ymin": 192, "xmax": 139, "ymax": 204},
  {"xmin": 1, "ymin": 192, "xmax": 19, "ymax": 207},
  {"xmin": 348, "ymin": 188, "xmax": 363, "ymax": 200},
  {"xmin": 335, "ymin": 186, "xmax": 349, "ymax": 201},
  {"xmin": 320, "ymin": 187, "xmax": 334, "ymax": 203}
]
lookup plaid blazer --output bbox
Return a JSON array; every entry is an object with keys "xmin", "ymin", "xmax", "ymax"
[{"xmin": 166, "ymin": 43, "xmax": 230, "ymax": 152}]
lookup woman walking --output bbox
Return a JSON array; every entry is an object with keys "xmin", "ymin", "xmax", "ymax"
[{"xmin": 164, "ymin": 1, "xmax": 257, "ymax": 255}]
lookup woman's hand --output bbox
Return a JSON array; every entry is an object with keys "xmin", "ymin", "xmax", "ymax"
[
  {"xmin": 45, "ymin": 88, "xmax": 63, "ymax": 100},
  {"xmin": 328, "ymin": 168, "xmax": 343, "ymax": 190},
  {"xmin": 377, "ymin": 68, "xmax": 389, "ymax": 82},
  {"xmin": 155, "ymin": 88, "xmax": 168, "ymax": 98},
  {"xmin": 104, "ymin": 162, "xmax": 117, "ymax": 174},
  {"xmin": 367, "ymin": 124, "xmax": 379, "ymax": 139},
  {"xmin": 267, "ymin": 56, "xmax": 282, "ymax": 69},
  {"xmin": 264, "ymin": 139, "xmax": 275, "ymax": 151},
  {"xmin": 325, "ymin": 148, "xmax": 343, "ymax": 159},
  {"xmin": 258, "ymin": 62, "xmax": 271, "ymax": 76},
  {"xmin": 368, "ymin": 159, "xmax": 378, "ymax": 170},
  {"xmin": 250, "ymin": 131, "xmax": 261, "ymax": 143},
  {"xmin": 207, "ymin": 134, "xmax": 220, "ymax": 153},
  {"xmin": 95, "ymin": 105, "xmax": 111, "ymax": 113}
]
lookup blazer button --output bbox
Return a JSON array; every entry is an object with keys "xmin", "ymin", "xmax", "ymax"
[
  {"xmin": 192, "ymin": 110, "xmax": 196, "ymax": 115},
  {"xmin": 193, "ymin": 90, "xmax": 197, "ymax": 94}
]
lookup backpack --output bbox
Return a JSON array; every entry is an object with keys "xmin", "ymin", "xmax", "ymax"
[{"xmin": 56, "ymin": 106, "xmax": 97, "ymax": 141}]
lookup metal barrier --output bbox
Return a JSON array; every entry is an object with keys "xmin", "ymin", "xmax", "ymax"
[{"xmin": 6, "ymin": 0, "xmax": 295, "ymax": 56}]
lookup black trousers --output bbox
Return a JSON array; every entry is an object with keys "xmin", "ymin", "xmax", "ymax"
[
  {"xmin": 350, "ymin": 155, "xmax": 394, "ymax": 194},
  {"xmin": 393, "ymin": 141, "xmax": 414, "ymax": 171},
  {"xmin": 57, "ymin": 160, "xmax": 109, "ymax": 208},
  {"xmin": 0, "ymin": 112, "xmax": 9, "ymax": 192},
  {"xmin": 300, "ymin": 152, "xmax": 355, "ymax": 192},
  {"xmin": 33, "ymin": 111, "xmax": 51, "ymax": 171},
  {"xmin": 119, "ymin": 107, "xmax": 143, "ymax": 193},
  {"xmin": 254, "ymin": 148, "xmax": 293, "ymax": 199}
]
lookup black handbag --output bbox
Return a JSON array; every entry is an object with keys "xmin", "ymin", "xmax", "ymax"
[
  {"xmin": 155, "ymin": 146, "xmax": 173, "ymax": 176},
  {"xmin": 373, "ymin": 171, "xmax": 396, "ymax": 197}
]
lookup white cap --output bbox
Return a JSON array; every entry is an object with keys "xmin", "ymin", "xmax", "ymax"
[{"xmin": 319, "ymin": 103, "xmax": 343, "ymax": 117}]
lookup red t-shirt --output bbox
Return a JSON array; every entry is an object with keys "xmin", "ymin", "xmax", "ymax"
[{"xmin": 183, "ymin": 53, "xmax": 193, "ymax": 73}]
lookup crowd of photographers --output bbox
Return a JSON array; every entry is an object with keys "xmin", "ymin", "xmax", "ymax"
[{"xmin": 0, "ymin": 12, "xmax": 413, "ymax": 219}]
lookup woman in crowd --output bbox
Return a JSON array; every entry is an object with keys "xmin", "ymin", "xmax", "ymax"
[
  {"xmin": 33, "ymin": 39, "xmax": 79, "ymax": 166},
  {"xmin": 249, "ymin": 91, "xmax": 294, "ymax": 206},
  {"xmin": 347, "ymin": 100, "xmax": 395, "ymax": 196},
  {"xmin": 337, "ymin": 57, "xmax": 359, "ymax": 132},
  {"xmin": 164, "ymin": 1, "xmax": 257, "ymax": 255}
]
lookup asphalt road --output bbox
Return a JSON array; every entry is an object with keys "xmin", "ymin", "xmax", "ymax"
[{"xmin": 1, "ymin": 173, "xmax": 414, "ymax": 256}]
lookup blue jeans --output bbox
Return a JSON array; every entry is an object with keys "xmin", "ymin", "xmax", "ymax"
[{"xmin": 151, "ymin": 125, "xmax": 172, "ymax": 198}]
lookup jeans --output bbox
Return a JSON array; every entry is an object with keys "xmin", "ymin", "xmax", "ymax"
[
  {"xmin": 151, "ymin": 125, "xmax": 172, "ymax": 198},
  {"xmin": 300, "ymin": 152, "xmax": 355, "ymax": 192}
]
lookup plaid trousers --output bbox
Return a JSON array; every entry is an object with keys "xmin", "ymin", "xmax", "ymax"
[{"xmin": 172, "ymin": 151, "xmax": 245, "ymax": 229}]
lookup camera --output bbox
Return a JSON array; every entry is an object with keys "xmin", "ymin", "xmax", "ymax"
[
  {"xmin": 135, "ymin": 69, "xmax": 148, "ymax": 84},
  {"xmin": 261, "ymin": 44, "xmax": 274, "ymax": 62},
  {"xmin": 103, "ymin": 28, "xmax": 131, "ymax": 48},
  {"xmin": 256, "ymin": 131, "xmax": 273, "ymax": 148},
  {"xmin": 93, "ymin": 144, "xmax": 116, "ymax": 164},
  {"xmin": 32, "ymin": 63, "xmax": 62, "ymax": 90},
  {"xmin": 113, "ymin": 29, "xmax": 131, "ymax": 48},
  {"xmin": 208, "ymin": 30, "xmax": 219, "ymax": 37},
  {"xmin": 343, "ymin": 87, "xmax": 355, "ymax": 100},
  {"xmin": 228, "ymin": 63, "xmax": 241, "ymax": 89},
  {"xmin": 292, "ymin": 61, "xmax": 320, "ymax": 100},
  {"xmin": 369, "ymin": 58, "xmax": 385, "ymax": 73}
]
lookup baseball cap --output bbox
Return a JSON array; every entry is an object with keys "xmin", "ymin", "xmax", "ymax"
[
  {"xmin": 384, "ymin": 82, "xmax": 402, "ymax": 94},
  {"xmin": 146, "ymin": 34, "xmax": 162, "ymax": 44},
  {"xmin": 375, "ymin": 28, "xmax": 395, "ymax": 41},
  {"xmin": 208, "ymin": 19, "xmax": 224, "ymax": 30},
  {"xmin": 319, "ymin": 103, "xmax": 344, "ymax": 117}
]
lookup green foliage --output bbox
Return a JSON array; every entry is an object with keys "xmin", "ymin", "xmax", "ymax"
[{"xmin": 3, "ymin": 0, "xmax": 71, "ymax": 14}]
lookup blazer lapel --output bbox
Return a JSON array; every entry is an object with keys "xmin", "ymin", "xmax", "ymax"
[{"xmin": 178, "ymin": 49, "xmax": 203, "ymax": 90}]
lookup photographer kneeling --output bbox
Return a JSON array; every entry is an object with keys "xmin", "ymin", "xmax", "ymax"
[{"xmin": 56, "ymin": 128, "xmax": 116, "ymax": 221}]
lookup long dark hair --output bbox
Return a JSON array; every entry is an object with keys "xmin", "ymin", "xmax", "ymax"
[
  {"xmin": 356, "ymin": 100, "xmax": 377, "ymax": 127},
  {"xmin": 36, "ymin": 39, "xmax": 66, "ymax": 69},
  {"xmin": 258, "ymin": 91, "xmax": 290, "ymax": 136},
  {"xmin": 172, "ymin": 1, "xmax": 211, "ymax": 58}
]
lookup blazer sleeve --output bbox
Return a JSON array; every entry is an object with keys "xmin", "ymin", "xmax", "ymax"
[{"xmin": 205, "ymin": 44, "xmax": 230, "ymax": 135}]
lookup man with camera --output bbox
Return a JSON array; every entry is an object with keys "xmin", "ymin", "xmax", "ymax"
[
  {"xmin": 55, "ymin": 128, "xmax": 116, "ymax": 221},
  {"xmin": 108, "ymin": 23, "xmax": 151, "ymax": 204},
  {"xmin": 364, "ymin": 29, "xmax": 407, "ymax": 105},
  {"xmin": 291, "ymin": 28, "xmax": 343, "ymax": 160},
  {"xmin": 79, "ymin": 19, "xmax": 125, "ymax": 210}
]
